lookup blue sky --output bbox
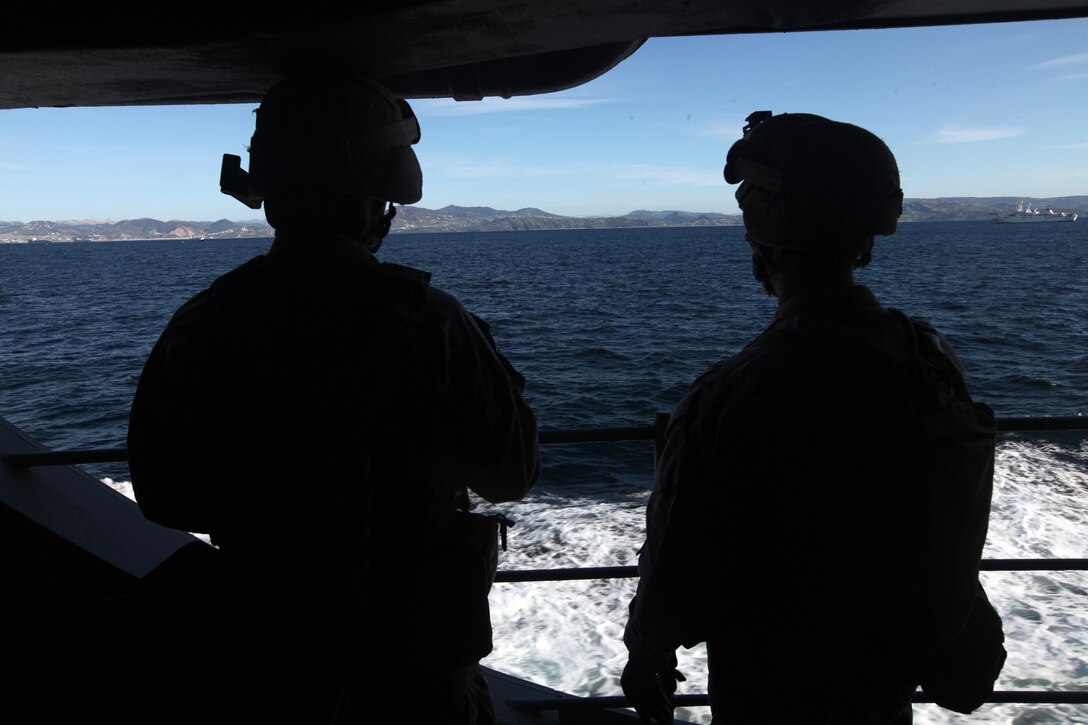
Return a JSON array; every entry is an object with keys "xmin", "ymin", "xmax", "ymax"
[{"xmin": 1, "ymin": 17, "xmax": 1086, "ymax": 222}]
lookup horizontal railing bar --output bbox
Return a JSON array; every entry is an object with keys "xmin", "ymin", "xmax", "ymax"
[
  {"xmin": 982, "ymin": 691, "xmax": 1088, "ymax": 704},
  {"xmin": 539, "ymin": 415, "xmax": 1088, "ymax": 442},
  {"xmin": 496, "ymin": 566, "xmax": 637, "ymax": 583},
  {"xmin": 0, "ymin": 429, "xmax": 661, "ymax": 467},
  {"xmin": 2, "ymin": 447, "xmax": 129, "ymax": 470},
  {"xmin": 511, "ymin": 689, "xmax": 1088, "ymax": 712},
  {"xmin": 510, "ymin": 694, "xmax": 707, "ymax": 712},
  {"xmin": 511, "ymin": 687, "xmax": 1088, "ymax": 709},
  {"xmin": 539, "ymin": 426, "xmax": 656, "ymax": 445},
  {"xmin": 496, "ymin": 559, "xmax": 1088, "ymax": 583},
  {"xmin": 5, "ymin": 415, "xmax": 1085, "ymax": 470},
  {"xmin": 998, "ymin": 415, "xmax": 1088, "ymax": 432},
  {"xmin": 982, "ymin": 558, "xmax": 1088, "ymax": 571}
]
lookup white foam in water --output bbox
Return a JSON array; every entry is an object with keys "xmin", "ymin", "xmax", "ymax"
[
  {"xmin": 102, "ymin": 439, "xmax": 1088, "ymax": 723},
  {"xmin": 485, "ymin": 440, "xmax": 1088, "ymax": 724},
  {"xmin": 102, "ymin": 477, "xmax": 134, "ymax": 500}
]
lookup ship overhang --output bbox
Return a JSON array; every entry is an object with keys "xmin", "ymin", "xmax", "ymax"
[{"xmin": 4, "ymin": 0, "xmax": 1088, "ymax": 109}]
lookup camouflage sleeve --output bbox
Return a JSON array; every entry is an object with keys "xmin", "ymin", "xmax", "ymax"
[
  {"xmin": 128, "ymin": 290, "xmax": 223, "ymax": 533},
  {"xmin": 426, "ymin": 289, "xmax": 540, "ymax": 504},
  {"xmin": 624, "ymin": 391, "xmax": 717, "ymax": 667}
]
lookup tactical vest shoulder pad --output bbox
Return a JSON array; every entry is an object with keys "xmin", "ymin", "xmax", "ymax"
[{"xmin": 376, "ymin": 261, "xmax": 431, "ymax": 286}]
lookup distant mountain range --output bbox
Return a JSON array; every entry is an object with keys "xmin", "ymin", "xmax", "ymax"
[
  {"xmin": 900, "ymin": 196, "xmax": 1087, "ymax": 222},
  {"xmin": 393, "ymin": 205, "xmax": 739, "ymax": 233},
  {"xmin": 2, "ymin": 197, "xmax": 1085, "ymax": 242}
]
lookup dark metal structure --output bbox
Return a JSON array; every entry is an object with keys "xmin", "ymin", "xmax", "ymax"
[{"xmin": 5, "ymin": 1, "xmax": 1088, "ymax": 109}]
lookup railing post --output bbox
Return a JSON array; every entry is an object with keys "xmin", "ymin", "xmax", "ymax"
[{"xmin": 652, "ymin": 411, "xmax": 670, "ymax": 467}]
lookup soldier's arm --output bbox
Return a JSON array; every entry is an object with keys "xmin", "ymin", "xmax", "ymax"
[{"xmin": 427, "ymin": 290, "xmax": 540, "ymax": 504}]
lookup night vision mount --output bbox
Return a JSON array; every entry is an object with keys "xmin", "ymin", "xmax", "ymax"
[{"xmin": 220, "ymin": 154, "xmax": 263, "ymax": 210}]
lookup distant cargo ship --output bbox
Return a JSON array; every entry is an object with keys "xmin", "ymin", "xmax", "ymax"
[{"xmin": 995, "ymin": 201, "xmax": 1078, "ymax": 223}]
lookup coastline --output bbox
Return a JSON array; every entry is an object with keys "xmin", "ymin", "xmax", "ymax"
[{"xmin": 3, "ymin": 196, "xmax": 1086, "ymax": 243}]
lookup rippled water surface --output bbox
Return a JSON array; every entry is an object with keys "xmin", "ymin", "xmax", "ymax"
[{"xmin": 2, "ymin": 221, "xmax": 1087, "ymax": 723}]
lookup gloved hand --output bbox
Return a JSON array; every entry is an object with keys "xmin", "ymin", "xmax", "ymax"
[{"xmin": 621, "ymin": 653, "xmax": 685, "ymax": 724}]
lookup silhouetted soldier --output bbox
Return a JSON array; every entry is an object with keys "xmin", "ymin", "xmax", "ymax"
[
  {"xmin": 622, "ymin": 112, "xmax": 1005, "ymax": 724},
  {"xmin": 127, "ymin": 77, "xmax": 539, "ymax": 723}
]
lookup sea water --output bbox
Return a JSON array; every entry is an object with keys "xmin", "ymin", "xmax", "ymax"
[{"xmin": 1, "ymin": 222, "xmax": 1086, "ymax": 723}]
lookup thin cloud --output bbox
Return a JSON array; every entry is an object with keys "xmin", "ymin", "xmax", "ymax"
[
  {"xmin": 1031, "ymin": 167, "xmax": 1088, "ymax": 177},
  {"xmin": 415, "ymin": 96, "xmax": 613, "ymax": 116},
  {"xmin": 706, "ymin": 120, "xmax": 747, "ymax": 139},
  {"xmin": 427, "ymin": 155, "xmax": 721, "ymax": 188},
  {"xmin": 1032, "ymin": 51, "xmax": 1088, "ymax": 69},
  {"xmin": 926, "ymin": 127, "xmax": 1025, "ymax": 144},
  {"xmin": 427, "ymin": 155, "xmax": 585, "ymax": 179},
  {"xmin": 609, "ymin": 163, "xmax": 723, "ymax": 188}
]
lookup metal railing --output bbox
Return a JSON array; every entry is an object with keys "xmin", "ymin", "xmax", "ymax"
[
  {"xmin": 5, "ymin": 413, "xmax": 1088, "ymax": 713},
  {"xmin": 2, "ymin": 447, "xmax": 129, "ymax": 470},
  {"xmin": 520, "ymin": 413, "xmax": 1088, "ymax": 714},
  {"xmin": 6, "ymin": 413, "xmax": 1087, "ymax": 471},
  {"xmin": 512, "ymin": 689, "xmax": 1088, "ymax": 715}
]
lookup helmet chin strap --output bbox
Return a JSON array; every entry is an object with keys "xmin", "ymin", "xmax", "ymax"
[
  {"xmin": 747, "ymin": 234, "xmax": 778, "ymax": 297},
  {"xmin": 363, "ymin": 202, "xmax": 397, "ymax": 253}
]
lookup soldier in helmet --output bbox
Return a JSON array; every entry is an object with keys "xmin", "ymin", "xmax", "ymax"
[
  {"xmin": 621, "ymin": 112, "xmax": 1005, "ymax": 724},
  {"xmin": 127, "ymin": 76, "xmax": 540, "ymax": 723}
]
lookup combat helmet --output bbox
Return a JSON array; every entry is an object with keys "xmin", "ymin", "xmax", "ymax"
[
  {"xmin": 220, "ymin": 76, "xmax": 423, "ymax": 209},
  {"xmin": 723, "ymin": 111, "xmax": 903, "ymax": 259}
]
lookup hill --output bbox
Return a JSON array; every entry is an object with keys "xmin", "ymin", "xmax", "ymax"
[
  {"xmin": 900, "ymin": 196, "xmax": 1087, "ymax": 223},
  {"xmin": 2, "ymin": 197, "xmax": 1084, "ymax": 242}
]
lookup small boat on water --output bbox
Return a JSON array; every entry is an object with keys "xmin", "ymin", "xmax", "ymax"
[{"xmin": 994, "ymin": 201, "xmax": 1078, "ymax": 223}]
